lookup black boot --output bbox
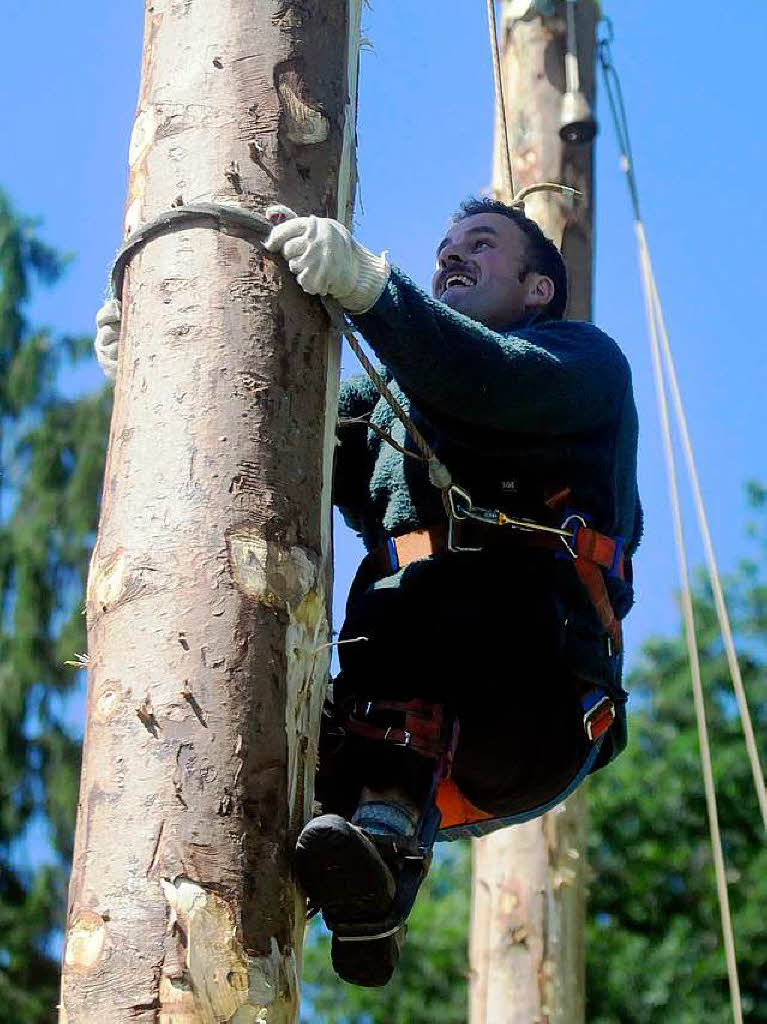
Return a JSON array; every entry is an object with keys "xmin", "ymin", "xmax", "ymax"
[{"xmin": 295, "ymin": 814, "xmax": 406, "ymax": 987}]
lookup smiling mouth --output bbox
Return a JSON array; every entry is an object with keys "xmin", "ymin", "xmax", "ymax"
[{"xmin": 441, "ymin": 272, "xmax": 476, "ymax": 297}]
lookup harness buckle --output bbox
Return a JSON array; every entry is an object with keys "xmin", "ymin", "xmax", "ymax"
[
  {"xmin": 383, "ymin": 727, "xmax": 411, "ymax": 748},
  {"xmin": 447, "ymin": 515, "xmax": 483, "ymax": 553},
  {"xmin": 446, "ymin": 484, "xmax": 473, "ymax": 521},
  {"xmin": 582, "ymin": 690, "xmax": 616, "ymax": 741}
]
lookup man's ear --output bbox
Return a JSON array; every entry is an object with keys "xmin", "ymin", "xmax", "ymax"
[{"xmin": 524, "ymin": 273, "xmax": 555, "ymax": 310}]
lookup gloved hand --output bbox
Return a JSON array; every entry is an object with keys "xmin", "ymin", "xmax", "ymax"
[
  {"xmin": 94, "ymin": 298, "xmax": 121, "ymax": 381},
  {"xmin": 264, "ymin": 205, "xmax": 389, "ymax": 314}
]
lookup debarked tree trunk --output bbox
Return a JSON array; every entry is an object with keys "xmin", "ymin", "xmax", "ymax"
[{"xmin": 59, "ymin": 1, "xmax": 359, "ymax": 1021}]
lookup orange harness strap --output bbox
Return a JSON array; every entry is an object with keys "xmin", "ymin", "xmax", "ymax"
[
  {"xmin": 376, "ymin": 520, "xmax": 626, "ymax": 654},
  {"xmin": 436, "ymin": 778, "xmax": 494, "ymax": 830}
]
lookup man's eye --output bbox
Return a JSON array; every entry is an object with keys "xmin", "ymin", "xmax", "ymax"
[{"xmin": 474, "ymin": 239, "xmax": 491, "ymax": 251}]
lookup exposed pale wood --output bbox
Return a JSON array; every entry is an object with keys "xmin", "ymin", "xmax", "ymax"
[
  {"xmin": 470, "ymin": 2, "xmax": 596, "ymax": 1021},
  {"xmin": 492, "ymin": 0, "xmax": 595, "ymax": 319},
  {"xmin": 470, "ymin": 795, "xmax": 588, "ymax": 1023},
  {"xmin": 59, "ymin": 2, "xmax": 357, "ymax": 1021}
]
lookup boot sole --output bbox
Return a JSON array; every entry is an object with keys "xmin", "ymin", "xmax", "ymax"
[{"xmin": 295, "ymin": 814, "xmax": 403, "ymax": 986}]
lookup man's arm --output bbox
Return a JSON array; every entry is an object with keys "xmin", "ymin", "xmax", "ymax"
[
  {"xmin": 351, "ymin": 268, "xmax": 631, "ymax": 435},
  {"xmin": 332, "ymin": 373, "xmax": 379, "ymax": 534},
  {"xmin": 262, "ymin": 209, "xmax": 630, "ymax": 435}
]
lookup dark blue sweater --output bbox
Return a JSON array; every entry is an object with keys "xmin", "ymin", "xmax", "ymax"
[
  {"xmin": 336, "ymin": 268, "xmax": 641, "ymax": 552},
  {"xmin": 333, "ymin": 268, "xmax": 641, "ymax": 743}
]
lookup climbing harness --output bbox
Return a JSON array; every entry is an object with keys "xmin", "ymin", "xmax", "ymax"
[
  {"xmin": 373, "ymin": 504, "xmax": 626, "ymax": 657},
  {"xmin": 345, "ymin": 511, "xmax": 622, "ymax": 842},
  {"xmin": 344, "ymin": 698, "xmax": 456, "ymax": 761},
  {"xmin": 600, "ymin": 19, "xmax": 767, "ymax": 1022}
]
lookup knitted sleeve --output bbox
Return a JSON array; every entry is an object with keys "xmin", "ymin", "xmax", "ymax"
[
  {"xmin": 332, "ymin": 373, "xmax": 379, "ymax": 530},
  {"xmin": 350, "ymin": 268, "xmax": 630, "ymax": 435}
]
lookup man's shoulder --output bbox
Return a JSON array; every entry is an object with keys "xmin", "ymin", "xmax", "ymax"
[
  {"xmin": 525, "ymin": 317, "xmax": 630, "ymax": 368},
  {"xmin": 528, "ymin": 316, "xmax": 617, "ymax": 342}
]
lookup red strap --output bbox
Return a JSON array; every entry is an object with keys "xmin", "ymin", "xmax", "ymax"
[
  {"xmin": 345, "ymin": 699, "xmax": 449, "ymax": 759},
  {"xmin": 574, "ymin": 526, "xmax": 624, "ymax": 580},
  {"xmin": 573, "ymin": 558, "xmax": 622, "ymax": 653}
]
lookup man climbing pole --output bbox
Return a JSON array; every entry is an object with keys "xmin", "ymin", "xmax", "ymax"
[{"xmin": 95, "ymin": 195, "xmax": 641, "ymax": 989}]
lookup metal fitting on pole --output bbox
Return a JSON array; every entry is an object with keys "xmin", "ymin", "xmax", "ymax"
[{"xmin": 559, "ymin": 0, "xmax": 597, "ymax": 144}]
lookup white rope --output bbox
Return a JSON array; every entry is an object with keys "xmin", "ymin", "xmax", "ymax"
[
  {"xmin": 321, "ymin": 299, "xmax": 442, "ymax": 467},
  {"xmin": 486, "ymin": 0, "xmax": 514, "ymax": 200},
  {"xmin": 646, "ymin": 263, "xmax": 767, "ymax": 832},
  {"xmin": 636, "ymin": 221, "xmax": 744, "ymax": 1024},
  {"xmin": 600, "ymin": 30, "xmax": 764, "ymax": 1018}
]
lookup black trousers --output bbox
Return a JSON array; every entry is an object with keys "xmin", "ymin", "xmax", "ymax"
[{"xmin": 318, "ymin": 548, "xmax": 592, "ymax": 820}]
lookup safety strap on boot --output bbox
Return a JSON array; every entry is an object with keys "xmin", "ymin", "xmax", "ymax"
[
  {"xmin": 344, "ymin": 697, "xmax": 457, "ymax": 762},
  {"xmin": 331, "ymin": 702, "xmax": 457, "ymax": 943},
  {"xmin": 332, "ymin": 810, "xmax": 439, "ymax": 943}
]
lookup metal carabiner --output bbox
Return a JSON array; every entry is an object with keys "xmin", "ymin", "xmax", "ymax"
[
  {"xmin": 560, "ymin": 513, "xmax": 587, "ymax": 559},
  {"xmin": 446, "ymin": 484, "xmax": 473, "ymax": 521},
  {"xmin": 447, "ymin": 515, "xmax": 483, "ymax": 553},
  {"xmin": 445, "ymin": 486, "xmax": 484, "ymax": 551}
]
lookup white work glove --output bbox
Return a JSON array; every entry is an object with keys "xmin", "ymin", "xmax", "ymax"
[
  {"xmin": 264, "ymin": 205, "xmax": 389, "ymax": 314},
  {"xmin": 94, "ymin": 298, "xmax": 121, "ymax": 381}
]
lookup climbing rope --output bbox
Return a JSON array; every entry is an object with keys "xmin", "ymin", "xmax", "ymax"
[
  {"xmin": 647, "ymin": 255, "xmax": 767, "ymax": 833},
  {"xmin": 637, "ymin": 224, "xmax": 743, "ymax": 1024},
  {"xmin": 600, "ymin": 18, "xmax": 767, "ymax": 1022},
  {"xmin": 486, "ymin": 0, "xmax": 515, "ymax": 200},
  {"xmin": 598, "ymin": 16, "xmax": 766, "ymax": 833}
]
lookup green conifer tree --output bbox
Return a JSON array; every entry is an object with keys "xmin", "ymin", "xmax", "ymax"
[
  {"xmin": 0, "ymin": 189, "xmax": 109, "ymax": 1022},
  {"xmin": 586, "ymin": 484, "xmax": 767, "ymax": 1023}
]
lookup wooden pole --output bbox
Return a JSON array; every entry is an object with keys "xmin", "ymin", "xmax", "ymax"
[
  {"xmin": 469, "ymin": 2, "xmax": 596, "ymax": 1021},
  {"xmin": 59, "ymin": 2, "xmax": 359, "ymax": 1021}
]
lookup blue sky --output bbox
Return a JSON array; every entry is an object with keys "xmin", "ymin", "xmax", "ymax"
[{"xmin": 2, "ymin": 1, "xmax": 765, "ymax": 706}]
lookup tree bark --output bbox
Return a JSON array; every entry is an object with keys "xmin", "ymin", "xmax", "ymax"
[
  {"xmin": 470, "ymin": 2, "xmax": 596, "ymax": 1022},
  {"xmin": 59, "ymin": 2, "xmax": 359, "ymax": 1021}
]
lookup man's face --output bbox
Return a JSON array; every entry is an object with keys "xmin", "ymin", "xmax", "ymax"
[{"xmin": 431, "ymin": 212, "xmax": 535, "ymax": 329}]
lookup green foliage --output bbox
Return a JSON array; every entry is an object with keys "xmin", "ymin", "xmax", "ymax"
[
  {"xmin": 301, "ymin": 843, "xmax": 471, "ymax": 1023},
  {"xmin": 0, "ymin": 189, "xmax": 110, "ymax": 1021},
  {"xmin": 586, "ymin": 485, "xmax": 767, "ymax": 1023}
]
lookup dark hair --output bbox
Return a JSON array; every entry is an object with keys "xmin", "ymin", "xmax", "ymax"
[{"xmin": 454, "ymin": 196, "xmax": 568, "ymax": 320}]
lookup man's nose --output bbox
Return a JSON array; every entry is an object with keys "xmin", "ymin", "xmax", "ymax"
[{"xmin": 439, "ymin": 245, "xmax": 466, "ymax": 269}]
